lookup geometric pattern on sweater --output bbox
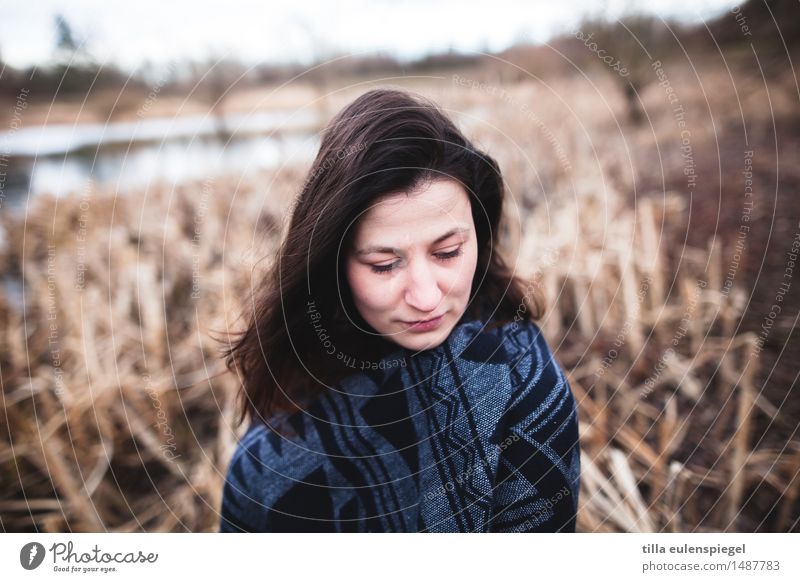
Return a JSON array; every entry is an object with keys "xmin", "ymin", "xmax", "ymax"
[{"xmin": 219, "ymin": 318, "xmax": 581, "ymax": 532}]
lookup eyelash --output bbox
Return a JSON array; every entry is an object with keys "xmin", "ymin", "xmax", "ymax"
[{"xmin": 370, "ymin": 246, "xmax": 464, "ymax": 274}]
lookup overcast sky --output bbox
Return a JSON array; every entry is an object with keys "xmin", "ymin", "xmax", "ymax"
[{"xmin": 0, "ymin": 0, "xmax": 741, "ymax": 72}]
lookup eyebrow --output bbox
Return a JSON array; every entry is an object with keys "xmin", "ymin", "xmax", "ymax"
[{"xmin": 355, "ymin": 226, "xmax": 470, "ymax": 256}]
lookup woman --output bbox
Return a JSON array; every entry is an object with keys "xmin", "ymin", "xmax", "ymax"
[{"xmin": 218, "ymin": 87, "xmax": 581, "ymax": 532}]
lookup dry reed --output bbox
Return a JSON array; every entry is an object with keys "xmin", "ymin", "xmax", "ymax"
[{"xmin": 1, "ymin": 66, "xmax": 797, "ymax": 532}]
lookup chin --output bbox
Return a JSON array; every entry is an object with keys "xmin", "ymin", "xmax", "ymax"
[{"xmin": 397, "ymin": 323, "xmax": 453, "ymax": 352}]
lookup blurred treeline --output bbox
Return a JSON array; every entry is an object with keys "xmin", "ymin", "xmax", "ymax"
[
  {"xmin": 2, "ymin": 0, "xmax": 797, "ymax": 125},
  {"xmin": 1, "ymin": 0, "xmax": 799, "ymax": 533}
]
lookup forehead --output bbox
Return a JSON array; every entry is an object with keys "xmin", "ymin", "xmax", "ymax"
[{"xmin": 355, "ymin": 179, "xmax": 471, "ymax": 233}]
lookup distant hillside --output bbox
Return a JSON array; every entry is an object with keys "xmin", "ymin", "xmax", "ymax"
[{"xmin": 702, "ymin": 0, "xmax": 800, "ymax": 50}]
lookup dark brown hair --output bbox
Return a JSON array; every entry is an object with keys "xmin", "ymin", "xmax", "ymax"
[{"xmin": 221, "ymin": 87, "xmax": 542, "ymax": 428}]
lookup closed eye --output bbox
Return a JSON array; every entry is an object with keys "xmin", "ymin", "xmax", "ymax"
[
  {"xmin": 370, "ymin": 262, "xmax": 396, "ymax": 274},
  {"xmin": 434, "ymin": 246, "xmax": 463, "ymax": 261},
  {"xmin": 369, "ymin": 245, "xmax": 464, "ymax": 274}
]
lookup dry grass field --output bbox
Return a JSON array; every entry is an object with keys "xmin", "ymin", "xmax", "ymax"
[{"xmin": 1, "ymin": 44, "xmax": 798, "ymax": 532}]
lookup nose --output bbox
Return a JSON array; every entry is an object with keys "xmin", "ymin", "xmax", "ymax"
[{"xmin": 404, "ymin": 257, "xmax": 443, "ymax": 314}]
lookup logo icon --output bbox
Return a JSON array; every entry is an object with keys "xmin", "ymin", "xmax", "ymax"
[{"xmin": 20, "ymin": 542, "xmax": 46, "ymax": 570}]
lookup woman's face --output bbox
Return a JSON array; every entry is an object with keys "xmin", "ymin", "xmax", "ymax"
[{"xmin": 345, "ymin": 178, "xmax": 479, "ymax": 351}]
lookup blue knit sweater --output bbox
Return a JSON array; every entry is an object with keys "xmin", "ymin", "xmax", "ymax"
[{"xmin": 219, "ymin": 318, "xmax": 581, "ymax": 532}]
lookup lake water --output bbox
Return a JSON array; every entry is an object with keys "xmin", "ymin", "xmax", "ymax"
[{"xmin": 0, "ymin": 109, "xmax": 322, "ymax": 215}]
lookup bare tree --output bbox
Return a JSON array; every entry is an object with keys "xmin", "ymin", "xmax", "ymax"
[{"xmin": 581, "ymin": 13, "xmax": 675, "ymax": 126}]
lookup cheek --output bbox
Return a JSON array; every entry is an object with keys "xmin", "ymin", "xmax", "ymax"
[
  {"xmin": 451, "ymin": 243, "xmax": 479, "ymax": 295},
  {"xmin": 346, "ymin": 263, "xmax": 393, "ymax": 311}
]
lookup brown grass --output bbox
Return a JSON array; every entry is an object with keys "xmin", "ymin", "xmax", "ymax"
[{"xmin": 1, "ymin": 60, "xmax": 798, "ymax": 532}]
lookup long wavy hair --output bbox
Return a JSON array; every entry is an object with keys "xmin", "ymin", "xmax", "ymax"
[{"xmin": 221, "ymin": 87, "xmax": 542, "ymax": 429}]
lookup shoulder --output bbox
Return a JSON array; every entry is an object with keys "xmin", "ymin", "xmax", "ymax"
[
  {"xmin": 219, "ymin": 417, "xmax": 325, "ymax": 532},
  {"xmin": 479, "ymin": 321, "xmax": 581, "ymax": 526},
  {"xmin": 443, "ymin": 317, "xmax": 558, "ymax": 371},
  {"xmin": 449, "ymin": 318, "xmax": 576, "ymax": 424},
  {"xmin": 437, "ymin": 317, "xmax": 581, "ymax": 525},
  {"xmin": 219, "ymin": 423, "xmax": 273, "ymax": 532},
  {"xmin": 421, "ymin": 316, "xmax": 573, "ymax": 418},
  {"xmin": 224, "ymin": 413, "xmax": 323, "ymax": 480},
  {"xmin": 485, "ymin": 321, "xmax": 579, "ymax": 476}
]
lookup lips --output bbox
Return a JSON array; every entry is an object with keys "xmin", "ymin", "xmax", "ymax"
[
  {"xmin": 404, "ymin": 314, "xmax": 444, "ymax": 324},
  {"xmin": 401, "ymin": 312, "xmax": 446, "ymax": 332}
]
